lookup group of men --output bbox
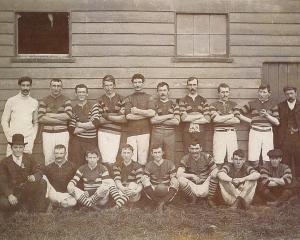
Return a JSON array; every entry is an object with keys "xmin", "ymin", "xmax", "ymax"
[{"xmin": 0, "ymin": 74, "xmax": 299, "ymax": 214}]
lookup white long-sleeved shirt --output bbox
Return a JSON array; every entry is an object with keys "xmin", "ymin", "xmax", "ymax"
[{"xmin": 1, "ymin": 92, "xmax": 38, "ymax": 141}]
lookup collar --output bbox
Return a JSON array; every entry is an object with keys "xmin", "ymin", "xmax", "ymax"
[
  {"xmin": 105, "ymin": 92, "xmax": 116, "ymax": 99},
  {"xmin": 188, "ymin": 93, "xmax": 198, "ymax": 100},
  {"xmin": 88, "ymin": 163, "xmax": 97, "ymax": 170},
  {"xmin": 18, "ymin": 92, "xmax": 31, "ymax": 98},
  {"xmin": 154, "ymin": 159, "xmax": 164, "ymax": 166},
  {"xmin": 287, "ymin": 100, "xmax": 296, "ymax": 110},
  {"xmin": 159, "ymin": 98, "xmax": 169, "ymax": 103},
  {"xmin": 258, "ymin": 98, "xmax": 270, "ymax": 103},
  {"xmin": 50, "ymin": 93, "xmax": 62, "ymax": 99},
  {"xmin": 12, "ymin": 155, "xmax": 23, "ymax": 167},
  {"xmin": 77, "ymin": 100, "xmax": 88, "ymax": 108},
  {"xmin": 54, "ymin": 159, "xmax": 68, "ymax": 168},
  {"xmin": 218, "ymin": 99, "xmax": 229, "ymax": 104},
  {"xmin": 123, "ymin": 160, "xmax": 132, "ymax": 167}
]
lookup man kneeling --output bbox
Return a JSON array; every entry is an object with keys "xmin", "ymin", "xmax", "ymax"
[
  {"xmin": 259, "ymin": 149, "xmax": 293, "ymax": 207},
  {"xmin": 67, "ymin": 149, "xmax": 128, "ymax": 209},
  {"xmin": 113, "ymin": 144, "xmax": 143, "ymax": 206},
  {"xmin": 177, "ymin": 141, "xmax": 218, "ymax": 207},
  {"xmin": 141, "ymin": 144, "xmax": 179, "ymax": 213},
  {"xmin": 218, "ymin": 149, "xmax": 260, "ymax": 210},
  {"xmin": 43, "ymin": 144, "xmax": 77, "ymax": 208}
]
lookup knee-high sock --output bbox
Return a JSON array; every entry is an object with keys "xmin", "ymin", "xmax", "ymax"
[
  {"xmin": 181, "ymin": 182, "xmax": 194, "ymax": 197},
  {"xmin": 208, "ymin": 178, "xmax": 218, "ymax": 200},
  {"xmin": 162, "ymin": 187, "xmax": 177, "ymax": 203},
  {"xmin": 78, "ymin": 194, "xmax": 92, "ymax": 207},
  {"xmin": 109, "ymin": 185, "xmax": 128, "ymax": 208}
]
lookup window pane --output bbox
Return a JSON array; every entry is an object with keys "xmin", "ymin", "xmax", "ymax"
[
  {"xmin": 194, "ymin": 15, "xmax": 209, "ymax": 34},
  {"xmin": 17, "ymin": 12, "xmax": 69, "ymax": 54},
  {"xmin": 177, "ymin": 14, "xmax": 193, "ymax": 34},
  {"xmin": 210, "ymin": 35, "xmax": 226, "ymax": 55},
  {"xmin": 177, "ymin": 35, "xmax": 194, "ymax": 56},
  {"xmin": 210, "ymin": 15, "xmax": 226, "ymax": 34},
  {"xmin": 194, "ymin": 35, "xmax": 209, "ymax": 56}
]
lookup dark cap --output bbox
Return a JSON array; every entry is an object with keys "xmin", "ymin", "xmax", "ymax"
[
  {"xmin": 8, "ymin": 134, "xmax": 27, "ymax": 146},
  {"xmin": 267, "ymin": 149, "xmax": 283, "ymax": 158}
]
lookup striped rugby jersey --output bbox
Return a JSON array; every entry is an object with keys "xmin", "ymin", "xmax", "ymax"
[
  {"xmin": 90, "ymin": 93, "xmax": 125, "ymax": 134},
  {"xmin": 237, "ymin": 98, "xmax": 279, "ymax": 128},
  {"xmin": 69, "ymin": 101, "xmax": 97, "ymax": 139},
  {"xmin": 70, "ymin": 163, "xmax": 110, "ymax": 195},
  {"xmin": 219, "ymin": 163, "xmax": 257, "ymax": 179},
  {"xmin": 144, "ymin": 159, "xmax": 176, "ymax": 185},
  {"xmin": 152, "ymin": 99, "xmax": 180, "ymax": 129},
  {"xmin": 113, "ymin": 161, "xmax": 143, "ymax": 185},
  {"xmin": 179, "ymin": 152, "xmax": 216, "ymax": 181},
  {"xmin": 260, "ymin": 163, "xmax": 292, "ymax": 186},
  {"xmin": 38, "ymin": 94, "xmax": 72, "ymax": 133},
  {"xmin": 179, "ymin": 94, "xmax": 210, "ymax": 132}
]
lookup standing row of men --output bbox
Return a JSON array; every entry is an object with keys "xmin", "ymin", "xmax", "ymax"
[{"xmin": 1, "ymin": 75, "xmax": 300, "ymax": 180}]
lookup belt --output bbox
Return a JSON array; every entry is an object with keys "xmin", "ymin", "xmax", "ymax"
[
  {"xmin": 251, "ymin": 126, "xmax": 272, "ymax": 132},
  {"xmin": 215, "ymin": 128, "xmax": 236, "ymax": 132}
]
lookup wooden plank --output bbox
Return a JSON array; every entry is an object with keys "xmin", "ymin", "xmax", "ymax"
[
  {"xmin": 262, "ymin": 63, "xmax": 269, "ymax": 86},
  {"xmin": 0, "ymin": 46, "xmax": 14, "ymax": 56},
  {"xmin": 0, "ymin": 23, "xmax": 13, "ymax": 34},
  {"xmin": 72, "ymin": 34, "xmax": 174, "ymax": 46},
  {"xmin": 72, "ymin": 23, "xmax": 174, "ymax": 34},
  {"xmin": 0, "ymin": 34, "xmax": 13, "ymax": 45},
  {"xmin": 72, "ymin": 45, "xmax": 174, "ymax": 57},
  {"xmin": 0, "ymin": 88, "xmax": 258, "ymax": 101},
  {"xmin": 0, "ymin": 78, "xmax": 261, "ymax": 89},
  {"xmin": 287, "ymin": 63, "xmax": 299, "ymax": 88},
  {"xmin": 72, "ymin": 11, "xmax": 174, "ymax": 23},
  {"xmin": 231, "ymin": 23, "xmax": 300, "ymax": 35},
  {"xmin": 268, "ymin": 63, "xmax": 279, "ymax": 100},
  {"xmin": 231, "ymin": 46, "xmax": 300, "ymax": 57},
  {"xmin": 0, "ymin": 12, "xmax": 14, "ymax": 22},
  {"xmin": 278, "ymin": 63, "xmax": 288, "ymax": 102},
  {"xmin": 0, "ymin": 0, "xmax": 174, "ymax": 11},
  {"xmin": 174, "ymin": 0, "xmax": 230, "ymax": 13},
  {"xmin": 230, "ymin": 13, "xmax": 300, "ymax": 24},
  {"xmin": 231, "ymin": 35, "xmax": 300, "ymax": 46},
  {"xmin": 0, "ymin": 67, "xmax": 261, "ymax": 79}
]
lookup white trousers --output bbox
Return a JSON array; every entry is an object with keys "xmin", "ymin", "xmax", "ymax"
[
  {"xmin": 248, "ymin": 129, "xmax": 273, "ymax": 162},
  {"xmin": 71, "ymin": 185, "xmax": 110, "ymax": 206},
  {"xmin": 219, "ymin": 180, "xmax": 257, "ymax": 205},
  {"xmin": 117, "ymin": 182, "xmax": 142, "ymax": 202},
  {"xmin": 98, "ymin": 130, "xmax": 121, "ymax": 164},
  {"xmin": 43, "ymin": 176, "xmax": 76, "ymax": 208},
  {"xmin": 6, "ymin": 133, "xmax": 36, "ymax": 156},
  {"xmin": 178, "ymin": 176, "xmax": 211, "ymax": 197},
  {"xmin": 127, "ymin": 134, "xmax": 150, "ymax": 166},
  {"xmin": 42, "ymin": 131, "xmax": 69, "ymax": 165},
  {"xmin": 213, "ymin": 130, "xmax": 238, "ymax": 164}
]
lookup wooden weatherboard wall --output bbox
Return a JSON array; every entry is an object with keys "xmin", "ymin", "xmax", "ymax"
[{"xmin": 0, "ymin": 0, "xmax": 300, "ymax": 162}]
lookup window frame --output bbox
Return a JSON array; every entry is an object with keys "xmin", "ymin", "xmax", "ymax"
[
  {"xmin": 173, "ymin": 12, "xmax": 232, "ymax": 63},
  {"xmin": 11, "ymin": 11, "xmax": 75, "ymax": 63}
]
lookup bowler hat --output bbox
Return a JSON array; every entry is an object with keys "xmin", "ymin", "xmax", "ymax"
[
  {"xmin": 267, "ymin": 149, "xmax": 283, "ymax": 158},
  {"xmin": 8, "ymin": 134, "xmax": 27, "ymax": 146}
]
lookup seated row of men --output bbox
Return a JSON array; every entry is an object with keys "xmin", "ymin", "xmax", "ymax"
[
  {"xmin": 0, "ymin": 134, "xmax": 293, "ymax": 215},
  {"xmin": 2, "ymin": 75, "xmax": 300, "ymax": 182}
]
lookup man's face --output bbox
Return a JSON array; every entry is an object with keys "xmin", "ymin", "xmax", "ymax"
[
  {"xmin": 20, "ymin": 81, "xmax": 31, "ymax": 96},
  {"xmin": 187, "ymin": 79, "xmax": 198, "ymax": 95},
  {"xmin": 270, "ymin": 157, "xmax": 281, "ymax": 168},
  {"xmin": 121, "ymin": 148, "xmax": 133, "ymax": 163},
  {"xmin": 258, "ymin": 88, "xmax": 270, "ymax": 101},
  {"xmin": 285, "ymin": 89, "xmax": 297, "ymax": 102},
  {"xmin": 152, "ymin": 148, "xmax": 164, "ymax": 162},
  {"xmin": 103, "ymin": 81, "xmax": 115, "ymax": 95},
  {"xmin": 188, "ymin": 144, "xmax": 202, "ymax": 159},
  {"xmin": 86, "ymin": 153, "xmax": 99, "ymax": 166},
  {"xmin": 76, "ymin": 87, "xmax": 88, "ymax": 102},
  {"xmin": 157, "ymin": 85, "xmax": 169, "ymax": 101},
  {"xmin": 54, "ymin": 148, "xmax": 66, "ymax": 164},
  {"xmin": 219, "ymin": 87, "xmax": 230, "ymax": 102},
  {"xmin": 132, "ymin": 78, "xmax": 144, "ymax": 92},
  {"xmin": 50, "ymin": 81, "xmax": 62, "ymax": 96},
  {"xmin": 232, "ymin": 155, "xmax": 245, "ymax": 169},
  {"xmin": 11, "ymin": 144, "xmax": 25, "ymax": 158}
]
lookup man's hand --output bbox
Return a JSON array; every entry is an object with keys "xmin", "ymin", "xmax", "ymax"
[
  {"xmin": 131, "ymin": 107, "xmax": 139, "ymax": 115},
  {"xmin": 27, "ymin": 175, "xmax": 36, "ymax": 182},
  {"xmin": 8, "ymin": 194, "xmax": 18, "ymax": 205},
  {"xmin": 192, "ymin": 175, "xmax": 201, "ymax": 184}
]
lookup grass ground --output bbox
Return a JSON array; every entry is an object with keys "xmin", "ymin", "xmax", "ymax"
[{"xmin": 1, "ymin": 194, "xmax": 300, "ymax": 240}]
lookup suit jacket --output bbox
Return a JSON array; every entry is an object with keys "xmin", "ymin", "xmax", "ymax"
[
  {"xmin": 0, "ymin": 153, "xmax": 43, "ymax": 197},
  {"xmin": 277, "ymin": 99, "xmax": 300, "ymax": 147}
]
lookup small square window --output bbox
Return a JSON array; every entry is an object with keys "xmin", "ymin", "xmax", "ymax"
[
  {"xmin": 12, "ymin": 12, "xmax": 74, "ymax": 63},
  {"xmin": 174, "ymin": 13, "xmax": 232, "ymax": 62}
]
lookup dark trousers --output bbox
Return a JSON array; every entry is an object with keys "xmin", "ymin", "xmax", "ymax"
[
  {"xmin": 69, "ymin": 136, "xmax": 98, "ymax": 168},
  {"xmin": 144, "ymin": 186, "xmax": 177, "ymax": 204},
  {"xmin": 258, "ymin": 183, "xmax": 293, "ymax": 202},
  {"xmin": 281, "ymin": 134, "xmax": 300, "ymax": 179},
  {"xmin": 0, "ymin": 179, "xmax": 48, "ymax": 213},
  {"xmin": 182, "ymin": 131, "xmax": 206, "ymax": 154}
]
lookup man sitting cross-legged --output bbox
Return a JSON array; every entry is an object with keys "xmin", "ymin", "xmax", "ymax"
[
  {"xmin": 176, "ymin": 141, "xmax": 218, "ymax": 207},
  {"xmin": 258, "ymin": 149, "xmax": 293, "ymax": 207},
  {"xmin": 113, "ymin": 144, "xmax": 143, "ymax": 206},
  {"xmin": 141, "ymin": 144, "xmax": 179, "ymax": 213},
  {"xmin": 43, "ymin": 144, "xmax": 77, "ymax": 208},
  {"xmin": 67, "ymin": 149, "xmax": 128, "ymax": 209},
  {"xmin": 218, "ymin": 149, "xmax": 260, "ymax": 210}
]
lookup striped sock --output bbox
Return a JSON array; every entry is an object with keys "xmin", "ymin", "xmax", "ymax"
[
  {"xmin": 109, "ymin": 186, "xmax": 128, "ymax": 208},
  {"xmin": 208, "ymin": 178, "xmax": 218, "ymax": 200},
  {"xmin": 78, "ymin": 194, "xmax": 92, "ymax": 207},
  {"xmin": 90, "ymin": 192, "xmax": 101, "ymax": 205},
  {"xmin": 182, "ymin": 183, "xmax": 194, "ymax": 197}
]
